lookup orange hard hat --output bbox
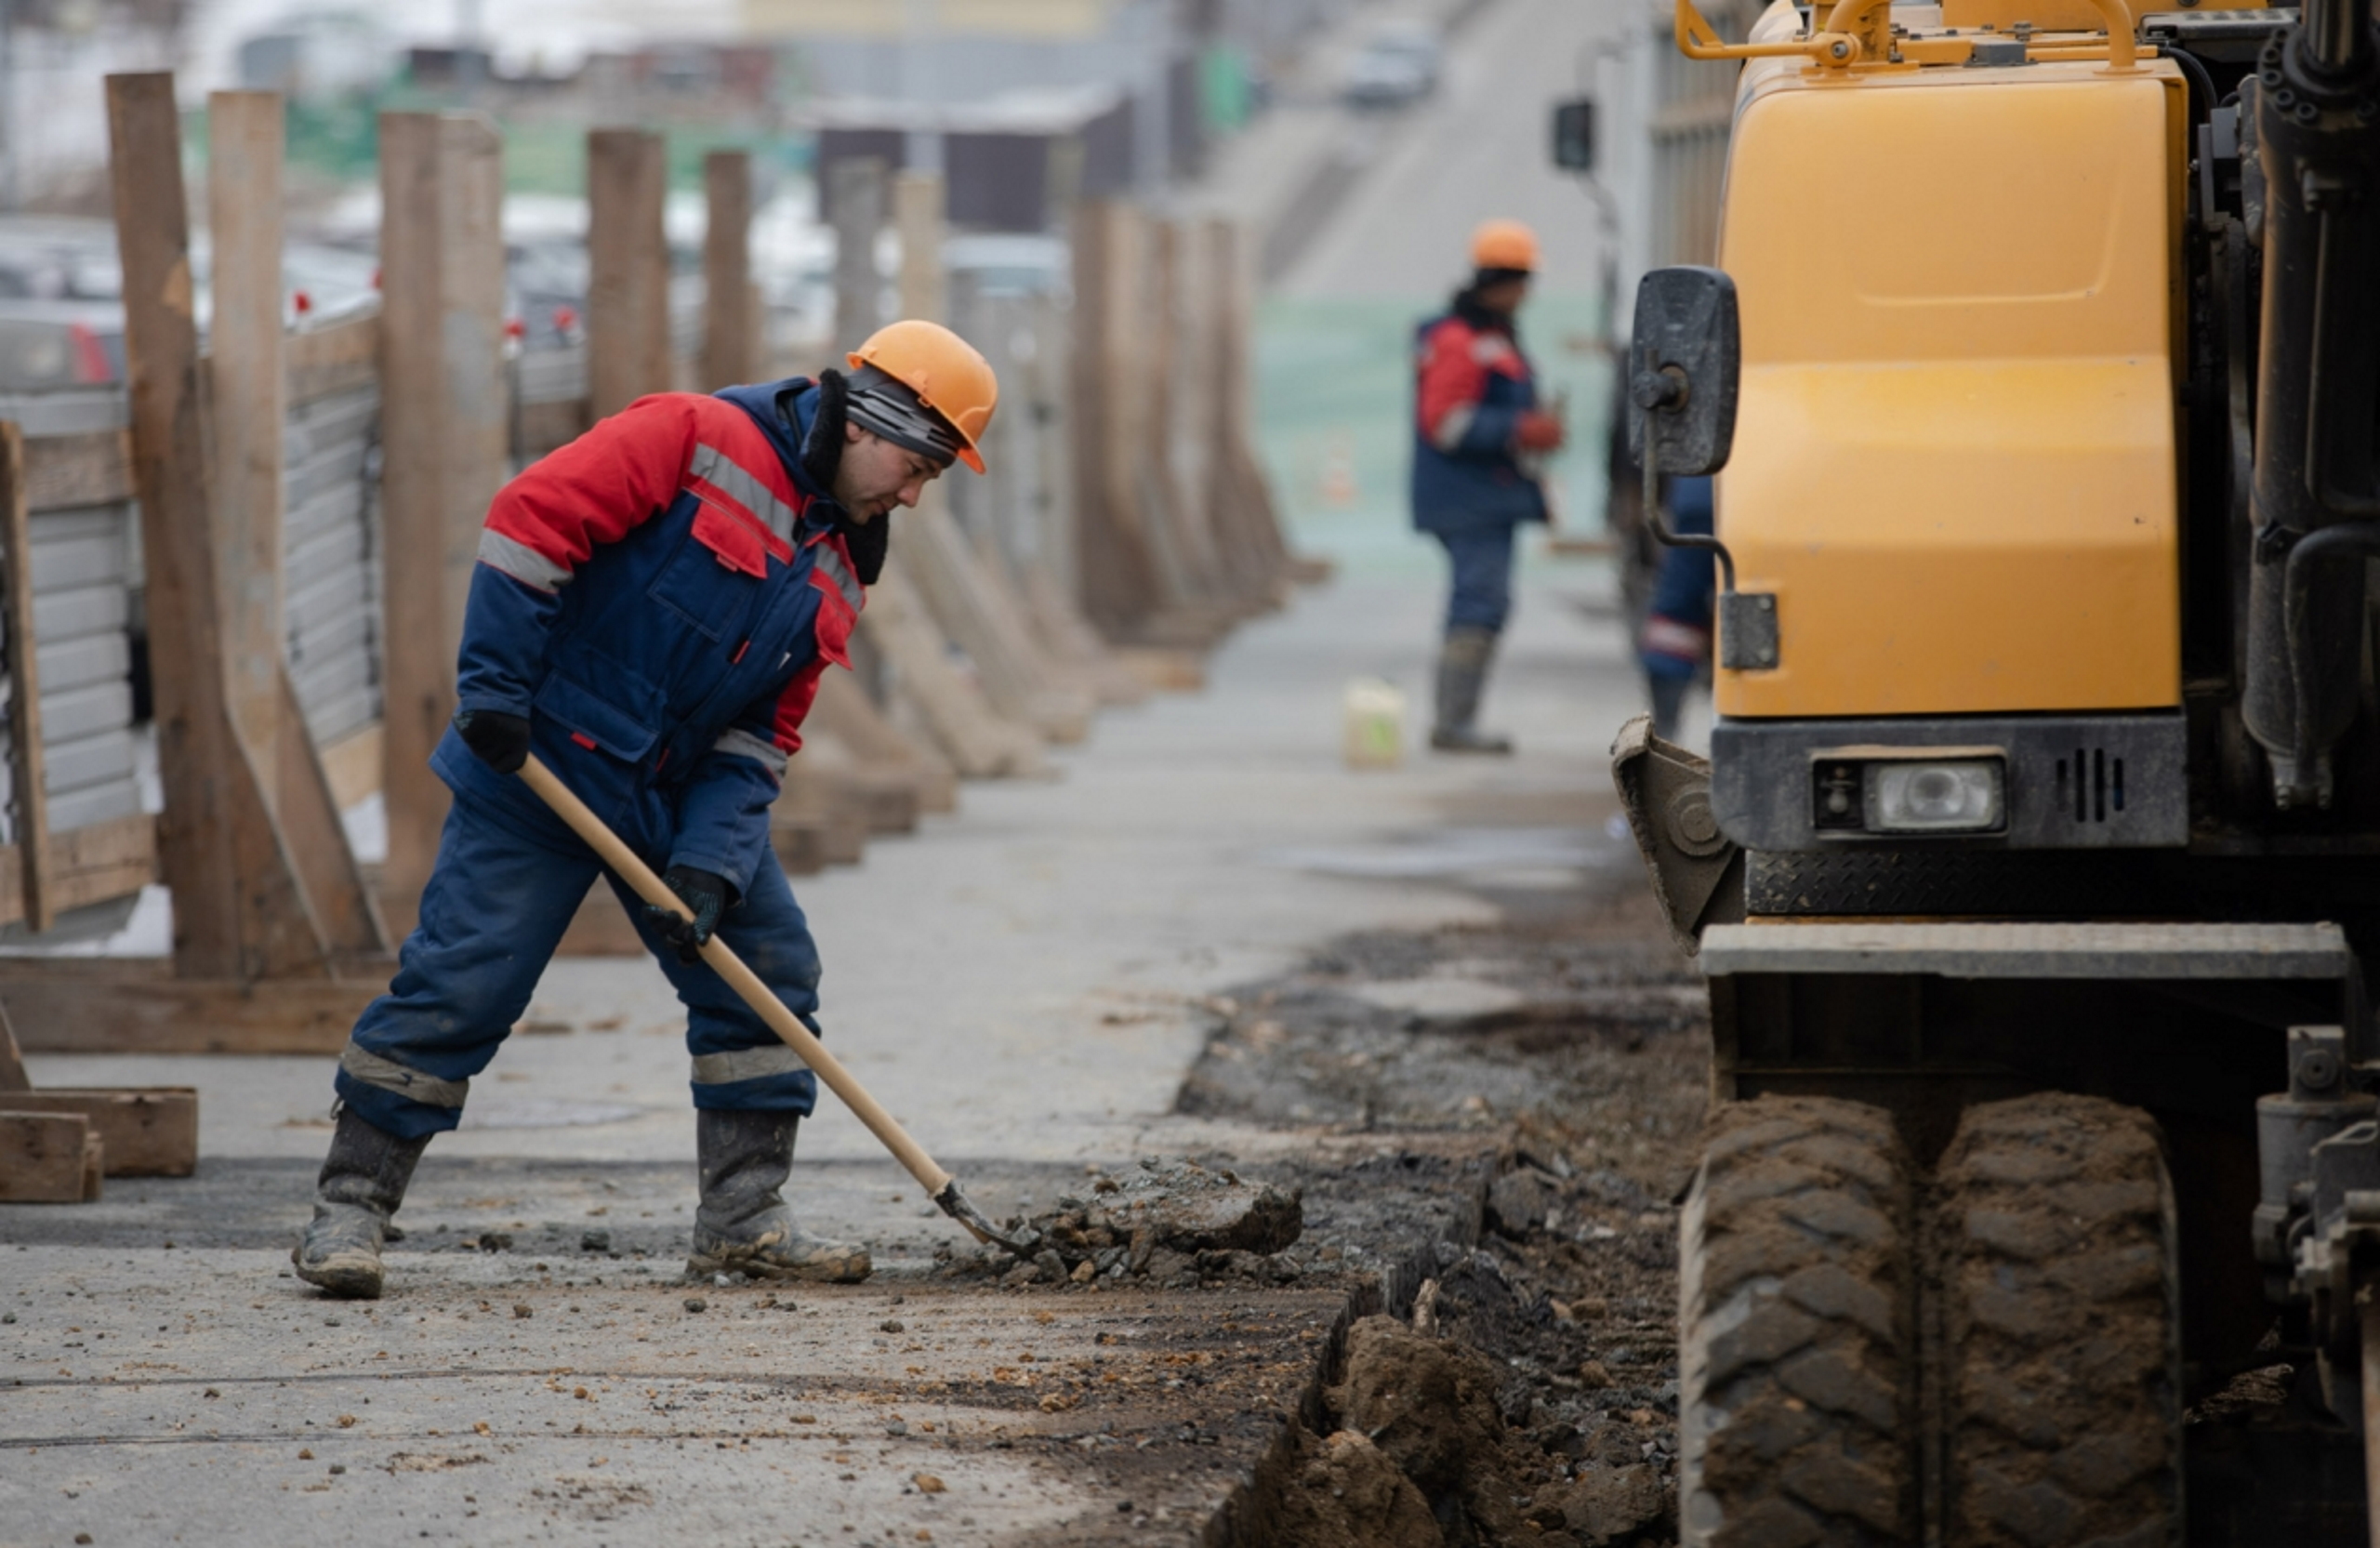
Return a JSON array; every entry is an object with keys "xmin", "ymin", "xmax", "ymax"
[
  {"xmin": 846, "ymin": 320, "xmax": 998, "ymax": 474},
  {"xmin": 1470, "ymin": 218, "xmax": 1540, "ymax": 272}
]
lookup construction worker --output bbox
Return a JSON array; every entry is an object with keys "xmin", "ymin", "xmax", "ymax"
[
  {"xmin": 1411, "ymin": 218, "xmax": 1563, "ymax": 754},
  {"xmin": 291, "ymin": 321, "xmax": 998, "ymax": 1300},
  {"xmin": 1639, "ymin": 475, "xmax": 1716, "ymax": 740}
]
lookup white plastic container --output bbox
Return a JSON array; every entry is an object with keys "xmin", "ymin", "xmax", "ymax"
[{"xmin": 1342, "ymin": 678, "xmax": 1407, "ymax": 770}]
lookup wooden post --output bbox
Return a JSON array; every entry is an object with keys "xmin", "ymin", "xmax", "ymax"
[
  {"xmin": 377, "ymin": 112, "xmax": 508, "ymax": 933},
  {"xmin": 0, "ymin": 424, "xmax": 50, "ymax": 933},
  {"xmin": 587, "ymin": 128, "xmax": 669, "ymax": 418},
  {"xmin": 206, "ymin": 90, "xmax": 288, "ymax": 804},
  {"xmin": 1068, "ymin": 200, "xmax": 1165, "ymax": 636},
  {"xmin": 700, "ymin": 149, "xmax": 756, "ymax": 390},
  {"xmin": 831, "ymin": 156, "xmax": 886, "ymax": 355},
  {"xmin": 894, "ymin": 171, "xmax": 944, "ymax": 324},
  {"xmin": 108, "ymin": 73, "xmax": 327, "ymax": 981}
]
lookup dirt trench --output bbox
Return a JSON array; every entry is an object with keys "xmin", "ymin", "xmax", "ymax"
[{"xmin": 1176, "ymin": 883, "xmax": 1711, "ymax": 1547}]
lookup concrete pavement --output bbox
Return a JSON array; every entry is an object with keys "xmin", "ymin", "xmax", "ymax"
[{"xmin": 3, "ymin": 560, "xmax": 1659, "ymax": 1546}]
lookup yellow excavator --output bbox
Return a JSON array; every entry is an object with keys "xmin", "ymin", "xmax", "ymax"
[{"xmin": 1594, "ymin": 0, "xmax": 2380, "ymax": 1537}]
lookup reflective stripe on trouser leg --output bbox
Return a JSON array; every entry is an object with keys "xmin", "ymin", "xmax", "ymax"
[
  {"xmin": 599, "ymin": 845, "xmax": 825, "ymax": 1114},
  {"xmin": 336, "ymin": 787, "xmax": 603, "ymax": 1140}
]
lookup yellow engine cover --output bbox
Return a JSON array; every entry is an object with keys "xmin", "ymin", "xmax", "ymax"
[{"xmin": 1714, "ymin": 64, "xmax": 2184, "ymax": 718}]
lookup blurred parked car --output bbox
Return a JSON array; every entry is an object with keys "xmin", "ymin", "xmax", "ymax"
[
  {"xmin": 1342, "ymin": 24, "xmax": 1443, "ymax": 107},
  {"xmin": 0, "ymin": 301, "xmax": 126, "ymax": 390}
]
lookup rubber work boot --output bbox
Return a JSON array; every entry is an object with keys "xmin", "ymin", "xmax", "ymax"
[
  {"xmin": 686, "ymin": 1109, "xmax": 872, "ymax": 1283},
  {"xmin": 292, "ymin": 1107, "xmax": 430, "ymax": 1299},
  {"xmin": 1430, "ymin": 626, "xmax": 1514, "ymax": 754}
]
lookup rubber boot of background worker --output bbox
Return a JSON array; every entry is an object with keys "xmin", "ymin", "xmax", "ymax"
[
  {"xmin": 1411, "ymin": 218, "xmax": 1558, "ymax": 754},
  {"xmin": 292, "ymin": 1106, "xmax": 430, "ymax": 1299},
  {"xmin": 686, "ymin": 1109, "xmax": 871, "ymax": 1282},
  {"xmin": 1637, "ymin": 475, "xmax": 1717, "ymax": 742}
]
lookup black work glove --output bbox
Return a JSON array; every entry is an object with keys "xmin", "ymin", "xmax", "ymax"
[
  {"xmin": 647, "ymin": 865, "xmax": 731, "ymax": 964},
  {"xmin": 455, "ymin": 708, "xmax": 532, "ymax": 774}
]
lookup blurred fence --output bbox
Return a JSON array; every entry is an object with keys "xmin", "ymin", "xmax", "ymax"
[{"xmin": 0, "ymin": 94, "xmax": 1320, "ymax": 994}]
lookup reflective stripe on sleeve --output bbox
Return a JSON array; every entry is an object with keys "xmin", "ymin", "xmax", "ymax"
[
  {"xmin": 339, "ymin": 1043, "xmax": 469, "ymax": 1109},
  {"xmin": 1429, "ymin": 404, "xmax": 1477, "ymax": 453},
  {"xmin": 478, "ymin": 528, "xmax": 574, "ymax": 591},
  {"xmin": 689, "ymin": 443, "xmax": 801, "ymax": 547},
  {"xmin": 713, "ymin": 727, "xmax": 789, "ymax": 778},
  {"xmin": 691, "ymin": 1045, "xmax": 812, "ymax": 1085},
  {"xmin": 810, "ymin": 544, "xmax": 863, "ymax": 611}
]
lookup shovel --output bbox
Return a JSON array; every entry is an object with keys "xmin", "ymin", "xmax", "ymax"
[{"xmin": 518, "ymin": 753, "xmax": 1040, "ymax": 1260}]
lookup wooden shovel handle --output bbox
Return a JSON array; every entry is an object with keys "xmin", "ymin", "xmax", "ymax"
[{"xmin": 518, "ymin": 753, "xmax": 955, "ymax": 1198}]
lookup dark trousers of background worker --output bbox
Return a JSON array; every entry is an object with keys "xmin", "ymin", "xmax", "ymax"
[
  {"xmin": 1639, "ymin": 478, "xmax": 1716, "ymax": 741},
  {"xmin": 1432, "ymin": 524, "xmax": 1516, "ymax": 752}
]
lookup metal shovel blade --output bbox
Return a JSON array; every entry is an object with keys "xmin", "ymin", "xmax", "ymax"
[{"xmin": 933, "ymin": 1178, "xmax": 1042, "ymax": 1259}]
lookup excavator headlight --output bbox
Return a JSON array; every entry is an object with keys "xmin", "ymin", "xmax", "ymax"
[{"xmin": 1864, "ymin": 760, "xmax": 2003, "ymax": 833}]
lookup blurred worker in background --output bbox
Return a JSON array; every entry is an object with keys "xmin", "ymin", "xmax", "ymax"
[
  {"xmin": 291, "ymin": 321, "xmax": 997, "ymax": 1301},
  {"xmin": 1411, "ymin": 218, "xmax": 1564, "ymax": 754},
  {"xmin": 1638, "ymin": 474, "xmax": 1715, "ymax": 740}
]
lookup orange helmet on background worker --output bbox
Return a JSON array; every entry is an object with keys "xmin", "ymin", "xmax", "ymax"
[
  {"xmin": 845, "ymin": 319, "xmax": 998, "ymax": 474},
  {"xmin": 1469, "ymin": 218, "xmax": 1540, "ymax": 274}
]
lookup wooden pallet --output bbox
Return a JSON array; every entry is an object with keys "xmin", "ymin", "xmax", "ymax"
[{"xmin": 0, "ymin": 1002, "xmax": 196, "ymax": 1202}]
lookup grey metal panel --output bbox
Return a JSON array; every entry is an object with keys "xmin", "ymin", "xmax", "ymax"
[
  {"xmin": 281, "ymin": 375, "xmax": 382, "ymax": 745},
  {"xmin": 1710, "ymin": 713, "xmax": 2189, "ymax": 852},
  {"xmin": 32, "ymin": 583, "xmax": 127, "ymax": 642},
  {"xmin": 40, "ymin": 726, "xmax": 134, "ymax": 795},
  {"xmin": 286, "ymin": 478, "xmax": 366, "ymax": 541},
  {"xmin": 40, "ymin": 681, "xmax": 131, "ymax": 745},
  {"xmin": 1699, "ymin": 920, "xmax": 2353, "ymax": 980},
  {"xmin": 0, "ymin": 388, "xmax": 126, "ymax": 436},
  {"xmin": 45, "ymin": 777, "xmax": 140, "ymax": 834},
  {"xmin": 34, "ymin": 633, "xmax": 129, "ymax": 695},
  {"xmin": 295, "ymin": 683, "xmax": 377, "ymax": 747},
  {"xmin": 30, "ymin": 512, "xmax": 128, "ymax": 592}
]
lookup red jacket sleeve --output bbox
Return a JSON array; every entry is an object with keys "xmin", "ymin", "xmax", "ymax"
[{"xmin": 477, "ymin": 395, "xmax": 700, "ymax": 590}]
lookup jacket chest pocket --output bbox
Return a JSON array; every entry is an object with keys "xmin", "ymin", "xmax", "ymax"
[{"xmin": 649, "ymin": 507, "xmax": 772, "ymax": 641}]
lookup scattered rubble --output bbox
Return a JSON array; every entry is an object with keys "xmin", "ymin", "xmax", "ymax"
[{"xmin": 941, "ymin": 1156, "xmax": 1304, "ymax": 1287}]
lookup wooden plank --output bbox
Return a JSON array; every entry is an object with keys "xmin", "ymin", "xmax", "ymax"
[
  {"xmin": 894, "ymin": 172, "xmax": 943, "ymax": 324},
  {"xmin": 0, "ymin": 812, "xmax": 156, "ymax": 929},
  {"xmin": 273, "ymin": 662, "xmax": 387, "ymax": 955},
  {"xmin": 108, "ymin": 72, "xmax": 329, "ymax": 984},
  {"xmin": 21, "ymin": 429, "xmax": 134, "ymax": 512},
  {"xmin": 0, "ymin": 999, "xmax": 25, "ymax": 1091},
  {"xmin": 0, "ymin": 422, "xmax": 53, "ymax": 932},
  {"xmin": 0, "ymin": 965, "xmax": 381, "ymax": 1053},
  {"xmin": 699, "ymin": 149, "xmax": 755, "ymax": 390},
  {"xmin": 318, "ymin": 721, "xmax": 381, "ymax": 808},
  {"xmin": 208, "ymin": 89, "xmax": 289, "ymax": 806},
  {"xmin": 1067, "ymin": 201, "xmax": 1165, "ymax": 635},
  {"xmin": 860, "ymin": 563, "xmax": 1047, "ymax": 780},
  {"xmin": 0, "ymin": 1109, "xmax": 96, "ymax": 1201},
  {"xmin": 0, "ymin": 1090, "xmax": 195, "ymax": 1176},
  {"xmin": 810, "ymin": 669, "xmax": 959, "ymax": 814},
  {"xmin": 285, "ymin": 311, "xmax": 379, "ymax": 405},
  {"xmin": 377, "ymin": 112, "xmax": 507, "ymax": 936},
  {"xmin": 831, "ymin": 157, "xmax": 887, "ymax": 355},
  {"xmin": 586, "ymin": 127, "xmax": 668, "ymax": 420}
]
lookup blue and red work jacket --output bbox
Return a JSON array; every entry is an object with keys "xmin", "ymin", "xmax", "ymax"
[
  {"xmin": 1409, "ymin": 302, "xmax": 1549, "ymax": 537},
  {"xmin": 441, "ymin": 377, "xmax": 859, "ymax": 895}
]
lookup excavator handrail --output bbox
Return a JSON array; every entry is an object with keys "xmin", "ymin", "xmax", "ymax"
[{"xmin": 1673, "ymin": 0, "xmax": 2136, "ymax": 72}]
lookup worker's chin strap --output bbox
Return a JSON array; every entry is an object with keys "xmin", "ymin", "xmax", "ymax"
[{"xmin": 794, "ymin": 370, "xmax": 889, "ymax": 586}]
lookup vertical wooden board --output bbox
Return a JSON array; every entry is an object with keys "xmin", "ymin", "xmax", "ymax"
[
  {"xmin": 831, "ymin": 158, "xmax": 888, "ymax": 357},
  {"xmin": 438, "ymin": 116, "xmax": 509, "ymax": 666},
  {"xmin": 375, "ymin": 112, "xmax": 450, "ymax": 922},
  {"xmin": 0, "ymin": 422, "xmax": 51, "ymax": 933},
  {"xmin": 377, "ymin": 112, "xmax": 506, "ymax": 933},
  {"xmin": 894, "ymin": 172, "xmax": 945, "ymax": 324},
  {"xmin": 273, "ymin": 662, "xmax": 388, "ymax": 956},
  {"xmin": 0, "ymin": 999, "xmax": 27, "ymax": 1092},
  {"xmin": 700, "ymin": 150, "xmax": 755, "ymax": 390},
  {"xmin": 587, "ymin": 128, "xmax": 668, "ymax": 420},
  {"xmin": 112, "ymin": 73, "xmax": 328, "ymax": 983},
  {"xmin": 1067, "ymin": 202, "xmax": 1163, "ymax": 634},
  {"xmin": 207, "ymin": 89, "xmax": 288, "ymax": 804},
  {"xmin": 0, "ymin": 1109, "xmax": 94, "ymax": 1202}
]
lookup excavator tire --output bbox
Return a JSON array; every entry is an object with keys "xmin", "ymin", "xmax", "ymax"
[
  {"xmin": 1936, "ymin": 1093, "xmax": 2181, "ymax": 1548},
  {"xmin": 1679, "ymin": 1095, "xmax": 1918, "ymax": 1548}
]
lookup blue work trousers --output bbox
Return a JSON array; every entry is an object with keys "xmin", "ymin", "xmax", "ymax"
[
  {"xmin": 1435, "ymin": 526, "xmax": 1516, "ymax": 635},
  {"xmin": 334, "ymin": 773, "xmax": 824, "ymax": 1141}
]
